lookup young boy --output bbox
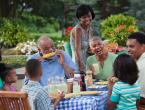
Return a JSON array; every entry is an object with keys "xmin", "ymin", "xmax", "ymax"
[{"xmin": 21, "ymin": 59, "xmax": 64, "ymax": 110}]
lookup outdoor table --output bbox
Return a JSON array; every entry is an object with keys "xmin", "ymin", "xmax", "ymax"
[
  {"xmin": 55, "ymin": 91, "xmax": 108, "ymax": 110},
  {"xmin": 87, "ymin": 81, "xmax": 108, "ymax": 91}
]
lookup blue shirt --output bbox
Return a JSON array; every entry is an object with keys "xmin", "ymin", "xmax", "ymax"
[
  {"xmin": 21, "ymin": 80, "xmax": 53, "ymax": 110},
  {"xmin": 27, "ymin": 51, "xmax": 77, "ymax": 86},
  {"xmin": 110, "ymin": 81, "xmax": 141, "ymax": 110}
]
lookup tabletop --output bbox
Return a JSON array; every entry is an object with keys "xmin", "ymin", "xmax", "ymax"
[{"xmin": 55, "ymin": 91, "xmax": 108, "ymax": 110}]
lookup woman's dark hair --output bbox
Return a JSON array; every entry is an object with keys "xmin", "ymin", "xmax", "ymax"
[
  {"xmin": 0, "ymin": 63, "xmax": 13, "ymax": 81},
  {"xmin": 26, "ymin": 59, "xmax": 41, "ymax": 78},
  {"xmin": 113, "ymin": 54, "xmax": 138, "ymax": 85},
  {"xmin": 76, "ymin": 4, "xmax": 95, "ymax": 19}
]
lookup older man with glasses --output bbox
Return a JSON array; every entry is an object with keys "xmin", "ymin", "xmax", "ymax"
[{"xmin": 25, "ymin": 35, "xmax": 77, "ymax": 86}]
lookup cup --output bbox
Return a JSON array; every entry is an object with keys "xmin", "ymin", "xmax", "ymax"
[
  {"xmin": 67, "ymin": 78, "xmax": 73, "ymax": 93},
  {"xmin": 85, "ymin": 70, "xmax": 93, "ymax": 87}
]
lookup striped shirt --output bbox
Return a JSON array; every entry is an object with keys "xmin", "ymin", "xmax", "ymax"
[
  {"xmin": 110, "ymin": 81, "xmax": 141, "ymax": 110},
  {"xmin": 21, "ymin": 80, "xmax": 53, "ymax": 110}
]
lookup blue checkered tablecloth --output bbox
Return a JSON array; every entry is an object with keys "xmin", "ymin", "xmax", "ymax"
[{"xmin": 55, "ymin": 91, "xmax": 108, "ymax": 110}]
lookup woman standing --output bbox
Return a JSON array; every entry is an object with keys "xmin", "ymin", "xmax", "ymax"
[{"xmin": 70, "ymin": 4, "xmax": 95, "ymax": 72}]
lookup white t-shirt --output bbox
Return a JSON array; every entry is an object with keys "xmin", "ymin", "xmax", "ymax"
[{"xmin": 137, "ymin": 52, "xmax": 145, "ymax": 98}]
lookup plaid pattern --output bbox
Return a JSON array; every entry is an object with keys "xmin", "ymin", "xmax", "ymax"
[
  {"xmin": 21, "ymin": 80, "xmax": 53, "ymax": 110},
  {"xmin": 55, "ymin": 91, "xmax": 108, "ymax": 110}
]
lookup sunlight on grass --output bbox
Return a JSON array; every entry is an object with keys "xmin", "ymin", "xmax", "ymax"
[{"xmin": 2, "ymin": 55, "xmax": 27, "ymax": 68}]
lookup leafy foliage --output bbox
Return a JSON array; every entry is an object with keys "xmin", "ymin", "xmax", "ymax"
[
  {"xmin": 0, "ymin": 18, "xmax": 30, "ymax": 48},
  {"xmin": 100, "ymin": 14, "xmax": 139, "ymax": 46},
  {"xmin": 20, "ymin": 13, "xmax": 60, "ymax": 33}
]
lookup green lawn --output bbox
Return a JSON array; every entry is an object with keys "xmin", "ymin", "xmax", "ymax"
[{"xmin": 2, "ymin": 55, "xmax": 27, "ymax": 68}]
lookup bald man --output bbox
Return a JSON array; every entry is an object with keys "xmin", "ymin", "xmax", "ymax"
[{"xmin": 26, "ymin": 36, "xmax": 77, "ymax": 86}]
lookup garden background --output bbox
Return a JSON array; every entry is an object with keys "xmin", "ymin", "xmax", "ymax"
[{"xmin": 0, "ymin": 0, "xmax": 145, "ymax": 68}]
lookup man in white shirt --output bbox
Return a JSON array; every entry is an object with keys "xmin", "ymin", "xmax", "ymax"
[{"xmin": 127, "ymin": 32, "xmax": 145, "ymax": 105}]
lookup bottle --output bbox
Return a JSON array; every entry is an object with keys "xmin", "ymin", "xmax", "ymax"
[
  {"xmin": 80, "ymin": 71, "xmax": 86, "ymax": 91},
  {"xmin": 73, "ymin": 74, "xmax": 81, "ymax": 93}
]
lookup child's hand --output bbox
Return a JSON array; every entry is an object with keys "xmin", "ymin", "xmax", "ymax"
[
  {"xmin": 53, "ymin": 90, "xmax": 65, "ymax": 108},
  {"xmin": 108, "ymin": 76, "xmax": 118, "ymax": 84},
  {"xmin": 57, "ymin": 90, "xmax": 65, "ymax": 100},
  {"xmin": 107, "ymin": 76, "xmax": 118, "ymax": 96}
]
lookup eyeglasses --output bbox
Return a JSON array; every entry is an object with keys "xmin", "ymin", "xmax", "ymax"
[{"xmin": 40, "ymin": 47, "xmax": 55, "ymax": 54}]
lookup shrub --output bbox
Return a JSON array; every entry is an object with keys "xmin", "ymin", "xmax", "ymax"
[
  {"xmin": 0, "ymin": 18, "xmax": 30, "ymax": 48},
  {"xmin": 100, "ymin": 14, "xmax": 139, "ymax": 46},
  {"xmin": 21, "ymin": 13, "xmax": 60, "ymax": 33},
  {"xmin": 21, "ymin": 13, "xmax": 47, "ymax": 27}
]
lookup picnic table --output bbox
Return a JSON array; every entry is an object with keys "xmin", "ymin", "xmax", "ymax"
[{"xmin": 55, "ymin": 81, "xmax": 108, "ymax": 110}]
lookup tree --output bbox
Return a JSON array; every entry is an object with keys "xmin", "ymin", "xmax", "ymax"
[
  {"xmin": 96, "ymin": 0, "xmax": 129, "ymax": 19},
  {"xmin": 126, "ymin": 0, "xmax": 145, "ymax": 32},
  {"xmin": 0, "ymin": 0, "xmax": 18, "ymax": 17}
]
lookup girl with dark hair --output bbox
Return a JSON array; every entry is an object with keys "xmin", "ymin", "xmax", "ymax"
[
  {"xmin": 70, "ymin": 4, "xmax": 95, "ymax": 72},
  {"xmin": 0, "ymin": 63, "xmax": 17, "ymax": 91},
  {"xmin": 108, "ymin": 54, "xmax": 141, "ymax": 110}
]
